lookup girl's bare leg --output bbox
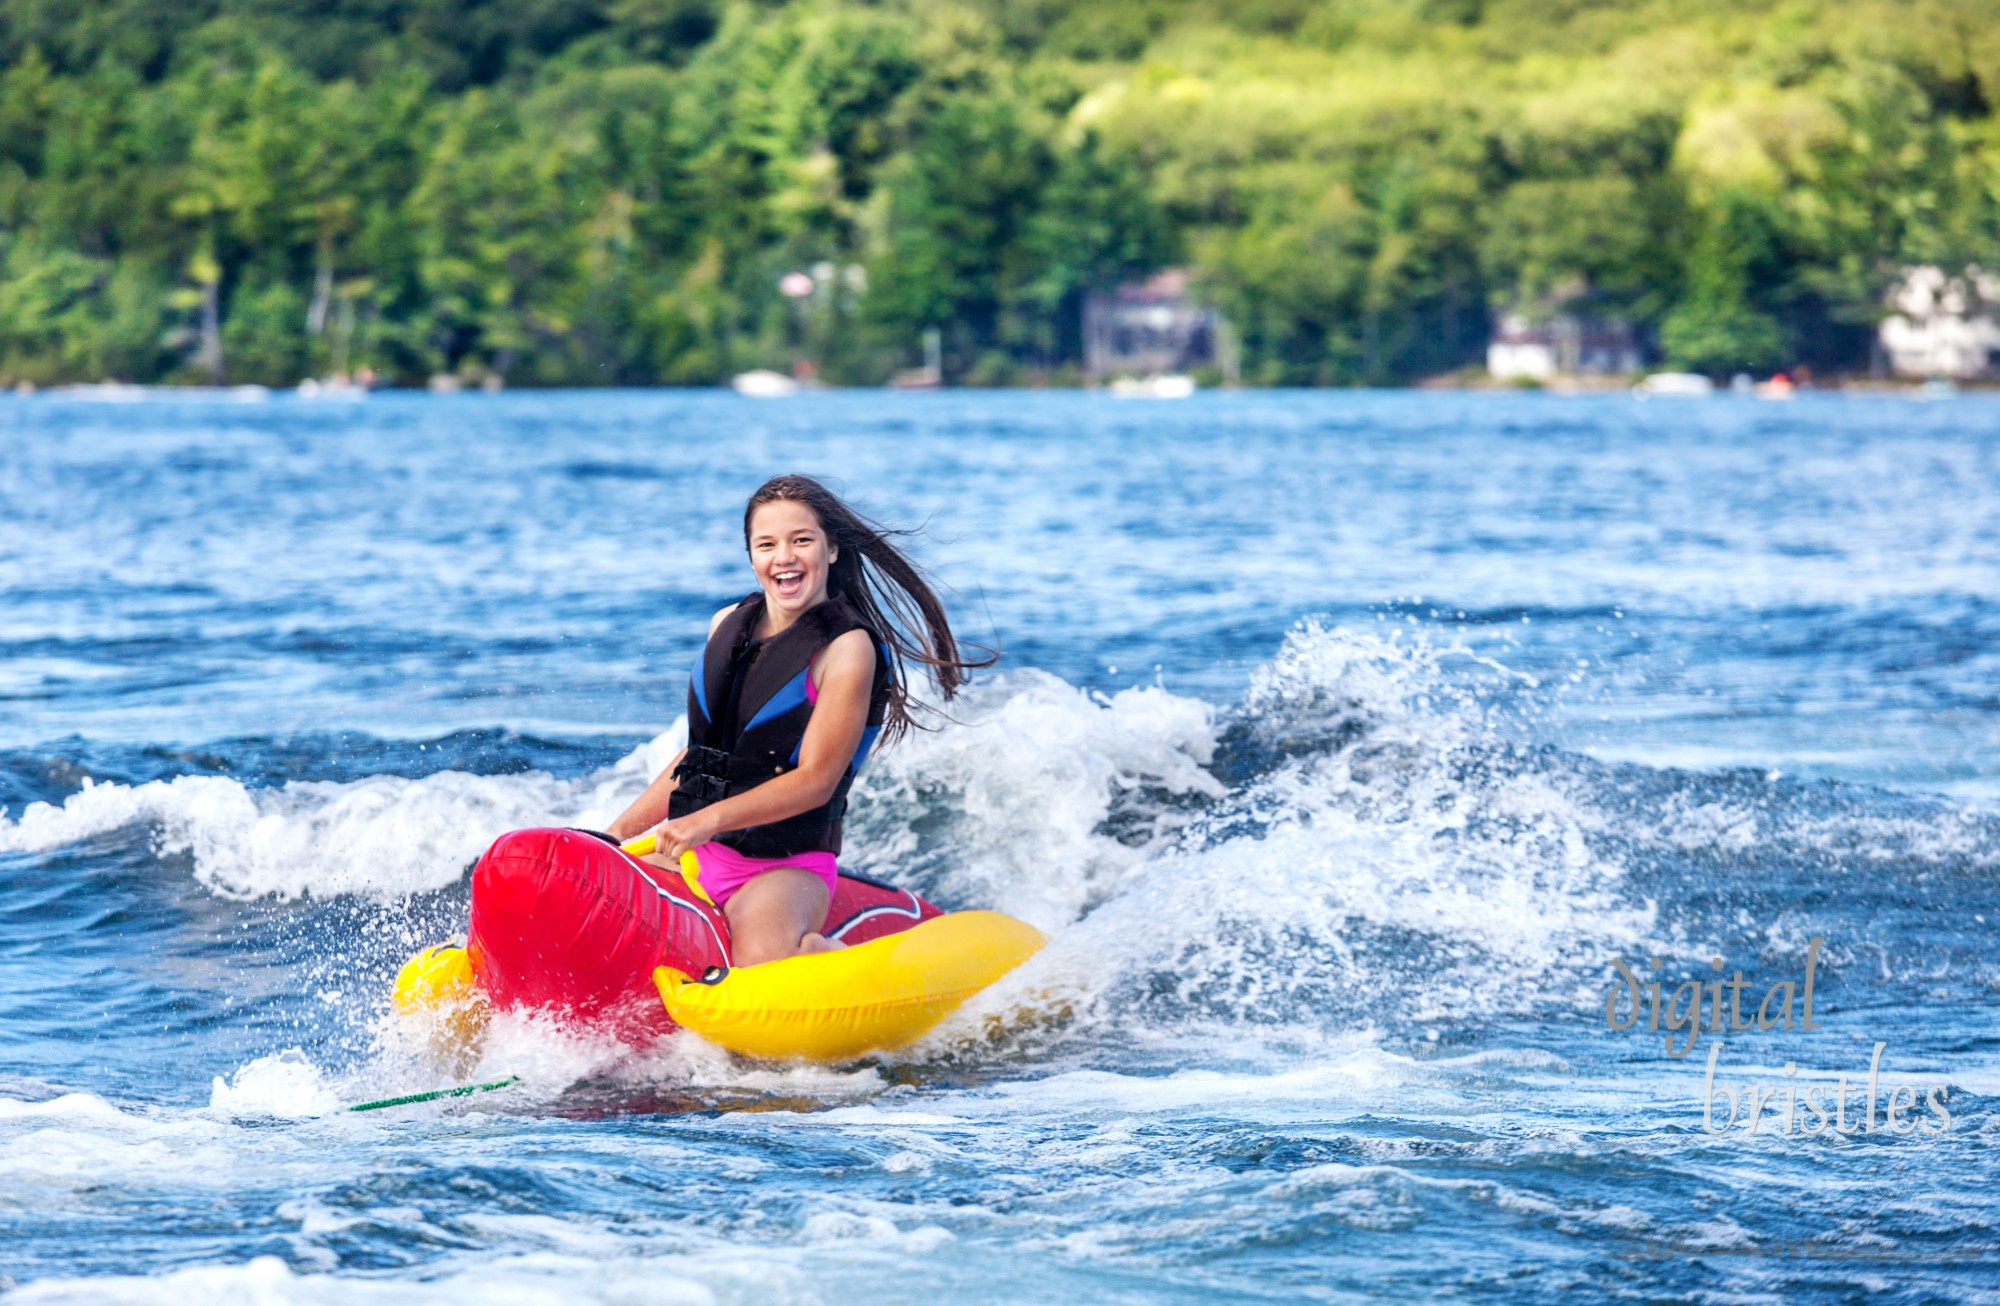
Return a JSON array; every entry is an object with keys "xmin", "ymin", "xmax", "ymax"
[{"xmin": 723, "ymin": 868, "xmax": 846, "ymax": 965}]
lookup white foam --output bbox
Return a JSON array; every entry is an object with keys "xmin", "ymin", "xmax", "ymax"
[
  {"xmin": 4, "ymin": 1250, "xmax": 765, "ymax": 1305},
  {"xmin": 1636, "ymin": 785, "xmax": 1995, "ymax": 866},
  {"xmin": 847, "ymin": 670, "xmax": 1223, "ymax": 932},
  {"xmin": 6, "ymin": 1192, "xmax": 957, "ymax": 1304},
  {"xmin": 0, "ymin": 1093, "xmax": 280, "ymax": 1197},
  {"xmin": 904, "ymin": 623, "xmax": 1660, "ymax": 1056},
  {"xmin": 208, "ymin": 1051, "xmax": 343, "ymax": 1119},
  {"xmin": 0, "ymin": 719, "xmax": 686, "ymax": 901}
]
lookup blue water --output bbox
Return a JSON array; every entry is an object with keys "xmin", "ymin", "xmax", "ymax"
[{"xmin": 2, "ymin": 389, "xmax": 1996, "ymax": 1302}]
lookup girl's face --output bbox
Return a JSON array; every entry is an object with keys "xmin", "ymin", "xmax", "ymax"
[{"xmin": 747, "ymin": 499, "xmax": 836, "ymax": 622}]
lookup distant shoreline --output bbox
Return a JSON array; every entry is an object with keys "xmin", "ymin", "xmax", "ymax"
[{"xmin": 8, "ymin": 376, "xmax": 1993, "ymax": 396}]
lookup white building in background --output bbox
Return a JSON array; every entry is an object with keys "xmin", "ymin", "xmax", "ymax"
[
  {"xmin": 1486, "ymin": 314, "xmax": 1556, "ymax": 380},
  {"xmin": 1486, "ymin": 312, "xmax": 1641, "ymax": 380},
  {"xmin": 1879, "ymin": 266, "xmax": 2000, "ymax": 378}
]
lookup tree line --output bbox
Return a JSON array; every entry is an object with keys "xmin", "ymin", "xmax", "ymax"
[{"xmin": 1, "ymin": 0, "xmax": 1995, "ymax": 387}]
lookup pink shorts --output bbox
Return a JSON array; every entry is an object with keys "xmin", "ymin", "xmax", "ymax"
[{"xmin": 688, "ymin": 840, "xmax": 839, "ymax": 910}]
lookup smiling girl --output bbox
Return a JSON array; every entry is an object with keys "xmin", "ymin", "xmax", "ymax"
[{"xmin": 606, "ymin": 476, "xmax": 992, "ymax": 965}]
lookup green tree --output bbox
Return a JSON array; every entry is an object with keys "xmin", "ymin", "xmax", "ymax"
[
  {"xmin": 1008, "ymin": 129, "xmax": 1172, "ymax": 362},
  {"xmin": 410, "ymin": 91, "xmax": 592, "ymax": 380},
  {"xmin": 1660, "ymin": 191, "xmax": 1786, "ymax": 375},
  {"xmin": 1788, "ymin": 62, "xmax": 1977, "ymax": 343},
  {"xmin": 5, "ymin": 0, "xmax": 2000, "ymax": 387},
  {"xmin": 1480, "ymin": 175, "xmax": 1678, "ymax": 318},
  {"xmin": 866, "ymin": 92, "xmax": 1049, "ymax": 378}
]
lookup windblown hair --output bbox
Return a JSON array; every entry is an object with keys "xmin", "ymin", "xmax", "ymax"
[{"xmin": 744, "ymin": 475, "xmax": 996, "ymax": 743}]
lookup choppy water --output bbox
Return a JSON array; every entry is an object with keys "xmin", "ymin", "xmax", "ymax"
[{"xmin": 2, "ymin": 389, "xmax": 1997, "ymax": 1302}]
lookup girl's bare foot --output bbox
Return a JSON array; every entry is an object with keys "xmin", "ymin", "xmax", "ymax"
[{"xmin": 797, "ymin": 931, "xmax": 847, "ymax": 954}]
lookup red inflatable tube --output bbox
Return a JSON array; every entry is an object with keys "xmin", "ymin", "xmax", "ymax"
[{"xmin": 462, "ymin": 828, "xmax": 940, "ymax": 1044}]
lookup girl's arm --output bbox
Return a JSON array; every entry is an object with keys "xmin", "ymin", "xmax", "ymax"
[
  {"xmin": 606, "ymin": 605, "xmax": 736, "ymax": 842},
  {"xmin": 644, "ymin": 629, "xmax": 875, "ymax": 859},
  {"xmin": 605, "ymin": 748, "xmax": 685, "ymax": 842}
]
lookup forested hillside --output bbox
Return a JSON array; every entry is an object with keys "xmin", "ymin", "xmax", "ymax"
[{"xmin": 1, "ymin": 0, "xmax": 1996, "ymax": 386}]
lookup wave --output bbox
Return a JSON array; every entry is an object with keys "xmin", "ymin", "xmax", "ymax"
[
  {"xmin": 0, "ymin": 731, "xmax": 683, "ymax": 901},
  {"xmin": 931, "ymin": 622, "xmax": 1658, "ymax": 1057},
  {"xmin": 6, "ymin": 621, "xmax": 1993, "ymax": 1070}
]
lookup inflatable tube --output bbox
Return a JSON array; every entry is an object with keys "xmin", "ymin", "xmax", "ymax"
[
  {"xmin": 656, "ymin": 911, "xmax": 1046, "ymax": 1061},
  {"xmin": 392, "ymin": 827, "xmax": 1043, "ymax": 1061},
  {"xmin": 391, "ymin": 941, "xmax": 487, "ymax": 1057}
]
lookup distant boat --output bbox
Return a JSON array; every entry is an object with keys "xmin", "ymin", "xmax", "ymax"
[
  {"xmin": 1633, "ymin": 372, "xmax": 1714, "ymax": 397},
  {"xmin": 889, "ymin": 365, "xmax": 941, "ymax": 390},
  {"xmin": 48, "ymin": 383, "xmax": 271, "ymax": 403},
  {"xmin": 1108, "ymin": 373, "xmax": 1197, "ymax": 399},
  {"xmin": 732, "ymin": 369, "xmax": 799, "ymax": 398},
  {"xmin": 296, "ymin": 377, "xmax": 368, "ymax": 402},
  {"xmin": 50, "ymin": 382, "xmax": 149, "ymax": 402}
]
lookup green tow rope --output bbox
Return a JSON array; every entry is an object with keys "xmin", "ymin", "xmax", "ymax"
[{"xmin": 346, "ymin": 1075, "xmax": 520, "ymax": 1112}]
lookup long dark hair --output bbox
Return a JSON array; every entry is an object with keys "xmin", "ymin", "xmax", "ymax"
[{"xmin": 744, "ymin": 475, "xmax": 996, "ymax": 743}]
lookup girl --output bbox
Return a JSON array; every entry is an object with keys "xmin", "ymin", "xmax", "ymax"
[{"xmin": 606, "ymin": 475, "xmax": 991, "ymax": 965}]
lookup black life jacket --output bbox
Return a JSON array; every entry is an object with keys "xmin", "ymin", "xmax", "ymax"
[{"xmin": 667, "ymin": 593, "xmax": 891, "ymax": 858}]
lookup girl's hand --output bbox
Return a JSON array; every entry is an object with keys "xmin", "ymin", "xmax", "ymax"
[{"xmin": 644, "ymin": 813, "xmax": 717, "ymax": 862}]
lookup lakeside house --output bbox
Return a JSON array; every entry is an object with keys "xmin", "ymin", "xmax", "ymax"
[
  {"xmin": 1083, "ymin": 270, "xmax": 1224, "ymax": 379},
  {"xmin": 1486, "ymin": 312, "xmax": 1642, "ymax": 381},
  {"xmin": 1879, "ymin": 266, "xmax": 2000, "ymax": 379}
]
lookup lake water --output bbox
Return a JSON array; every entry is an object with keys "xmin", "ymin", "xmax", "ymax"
[{"xmin": 2, "ymin": 389, "xmax": 1996, "ymax": 1301}]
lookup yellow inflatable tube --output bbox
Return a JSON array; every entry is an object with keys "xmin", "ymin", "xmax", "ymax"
[
  {"xmin": 393, "ymin": 941, "xmax": 476, "ymax": 1010},
  {"xmin": 391, "ymin": 942, "xmax": 488, "ymax": 1062},
  {"xmin": 655, "ymin": 910, "xmax": 1046, "ymax": 1062}
]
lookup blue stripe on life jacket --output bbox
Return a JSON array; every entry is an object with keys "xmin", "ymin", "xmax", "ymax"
[
  {"xmin": 690, "ymin": 641, "xmax": 710, "ymax": 720},
  {"xmin": 824, "ymin": 637, "xmax": 890, "ymax": 772},
  {"xmin": 773, "ymin": 635, "xmax": 893, "ymax": 768},
  {"xmin": 788, "ymin": 721, "xmax": 882, "ymax": 771},
  {"xmin": 849, "ymin": 723, "xmax": 882, "ymax": 773},
  {"xmin": 744, "ymin": 667, "xmax": 811, "ymax": 734}
]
